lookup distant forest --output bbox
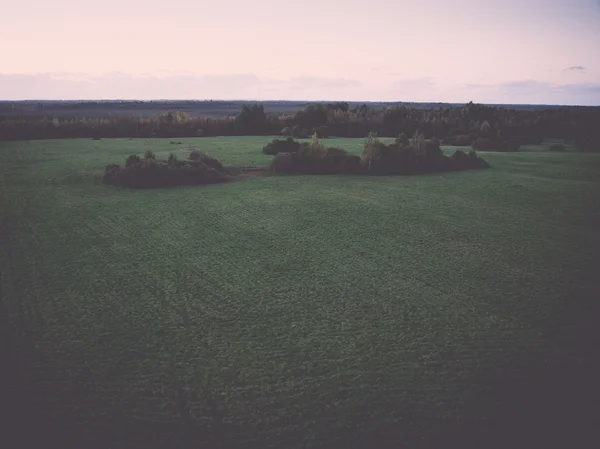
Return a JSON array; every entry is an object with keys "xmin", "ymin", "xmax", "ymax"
[{"xmin": 0, "ymin": 100, "xmax": 598, "ymax": 151}]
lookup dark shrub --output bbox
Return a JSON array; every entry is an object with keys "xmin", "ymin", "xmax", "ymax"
[
  {"xmin": 269, "ymin": 153, "xmax": 296, "ymax": 174},
  {"xmin": 314, "ymin": 126, "xmax": 330, "ymax": 138},
  {"xmin": 299, "ymin": 128, "xmax": 310, "ymax": 139},
  {"xmin": 395, "ymin": 133, "xmax": 409, "ymax": 148},
  {"xmin": 549, "ymin": 144, "xmax": 566, "ymax": 152},
  {"xmin": 105, "ymin": 163, "xmax": 120, "ymax": 172},
  {"xmin": 103, "ymin": 158, "xmax": 229, "ymax": 189},
  {"xmin": 262, "ymin": 138, "xmax": 305, "ymax": 156},
  {"xmin": 269, "ymin": 142, "xmax": 364, "ymax": 175},
  {"xmin": 167, "ymin": 153, "xmax": 179, "ymax": 166},
  {"xmin": 144, "ymin": 150, "xmax": 156, "ymax": 160},
  {"xmin": 361, "ymin": 132, "xmax": 489, "ymax": 175},
  {"xmin": 169, "ymin": 141, "xmax": 183, "ymax": 145},
  {"xmin": 125, "ymin": 154, "xmax": 142, "ymax": 167},
  {"xmin": 291, "ymin": 125, "xmax": 303, "ymax": 138},
  {"xmin": 469, "ymin": 150, "xmax": 490, "ymax": 169},
  {"xmin": 92, "ymin": 136, "xmax": 102, "ymax": 140},
  {"xmin": 188, "ymin": 149, "xmax": 227, "ymax": 172},
  {"xmin": 281, "ymin": 127, "xmax": 292, "ymax": 137},
  {"xmin": 447, "ymin": 150, "xmax": 489, "ymax": 171}
]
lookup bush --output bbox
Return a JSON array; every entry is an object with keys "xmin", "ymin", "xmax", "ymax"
[
  {"xmin": 281, "ymin": 127, "xmax": 292, "ymax": 137},
  {"xmin": 395, "ymin": 133, "xmax": 409, "ymax": 148},
  {"xmin": 448, "ymin": 150, "xmax": 489, "ymax": 171},
  {"xmin": 167, "ymin": 153, "xmax": 179, "ymax": 166},
  {"xmin": 360, "ymin": 132, "xmax": 489, "ymax": 175},
  {"xmin": 290, "ymin": 125, "xmax": 310, "ymax": 139},
  {"xmin": 314, "ymin": 126, "xmax": 329, "ymax": 138},
  {"xmin": 269, "ymin": 143, "xmax": 363, "ymax": 175},
  {"xmin": 104, "ymin": 163, "xmax": 120, "ymax": 173},
  {"xmin": 125, "ymin": 154, "xmax": 142, "ymax": 167},
  {"xmin": 188, "ymin": 149, "xmax": 227, "ymax": 172},
  {"xmin": 362, "ymin": 132, "xmax": 447, "ymax": 175},
  {"xmin": 92, "ymin": 136, "xmax": 102, "ymax": 140},
  {"xmin": 262, "ymin": 138, "xmax": 305, "ymax": 156},
  {"xmin": 269, "ymin": 153, "xmax": 296, "ymax": 174},
  {"xmin": 103, "ymin": 155, "xmax": 229, "ymax": 189},
  {"xmin": 144, "ymin": 150, "xmax": 156, "ymax": 160},
  {"xmin": 549, "ymin": 144, "xmax": 566, "ymax": 152}
]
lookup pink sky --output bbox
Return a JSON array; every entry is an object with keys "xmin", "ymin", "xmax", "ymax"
[{"xmin": 1, "ymin": 0, "xmax": 600, "ymax": 104}]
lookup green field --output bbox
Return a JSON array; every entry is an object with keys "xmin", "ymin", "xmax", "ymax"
[{"xmin": 1, "ymin": 137, "xmax": 599, "ymax": 449}]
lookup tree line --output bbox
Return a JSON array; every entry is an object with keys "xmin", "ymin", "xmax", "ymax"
[{"xmin": 1, "ymin": 102, "xmax": 598, "ymax": 150}]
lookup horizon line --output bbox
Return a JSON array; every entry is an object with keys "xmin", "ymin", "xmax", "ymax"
[{"xmin": 1, "ymin": 99, "xmax": 598, "ymax": 108}]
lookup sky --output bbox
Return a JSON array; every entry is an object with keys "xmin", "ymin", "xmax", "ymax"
[{"xmin": 1, "ymin": 0, "xmax": 600, "ymax": 104}]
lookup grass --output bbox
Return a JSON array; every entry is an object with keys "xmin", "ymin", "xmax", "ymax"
[{"xmin": 1, "ymin": 137, "xmax": 599, "ymax": 449}]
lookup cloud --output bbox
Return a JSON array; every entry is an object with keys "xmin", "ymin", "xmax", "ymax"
[{"xmin": 564, "ymin": 66, "xmax": 587, "ymax": 72}]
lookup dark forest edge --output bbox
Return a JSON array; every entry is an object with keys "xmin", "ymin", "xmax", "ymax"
[
  {"xmin": 2, "ymin": 101, "xmax": 598, "ymax": 152},
  {"xmin": 103, "ymin": 133, "xmax": 489, "ymax": 189}
]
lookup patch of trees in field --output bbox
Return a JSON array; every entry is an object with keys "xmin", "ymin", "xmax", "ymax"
[
  {"xmin": 104, "ymin": 133, "xmax": 489, "ymax": 188},
  {"xmin": 2, "ymin": 102, "xmax": 599, "ymax": 152},
  {"xmin": 103, "ymin": 150, "xmax": 230, "ymax": 188},
  {"xmin": 266, "ymin": 133, "xmax": 489, "ymax": 176}
]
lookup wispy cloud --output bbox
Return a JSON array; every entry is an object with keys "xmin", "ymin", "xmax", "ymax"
[
  {"xmin": 564, "ymin": 66, "xmax": 587, "ymax": 72},
  {"xmin": 462, "ymin": 80, "xmax": 600, "ymax": 105}
]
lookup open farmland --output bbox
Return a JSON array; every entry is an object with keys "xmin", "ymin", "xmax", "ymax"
[{"xmin": 1, "ymin": 137, "xmax": 599, "ymax": 449}]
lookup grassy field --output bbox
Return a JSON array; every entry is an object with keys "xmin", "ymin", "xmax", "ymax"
[{"xmin": 1, "ymin": 137, "xmax": 599, "ymax": 449}]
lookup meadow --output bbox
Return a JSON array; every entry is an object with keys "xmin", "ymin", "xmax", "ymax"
[{"xmin": 1, "ymin": 136, "xmax": 599, "ymax": 449}]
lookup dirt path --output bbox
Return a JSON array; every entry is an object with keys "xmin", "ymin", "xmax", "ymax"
[{"xmin": 228, "ymin": 167, "xmax": 269, "ymax": 179}]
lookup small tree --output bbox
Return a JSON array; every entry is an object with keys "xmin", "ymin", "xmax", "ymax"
[
  {"xmin": 125, "ymin": 154, "xmax": 141, "ymax": 167},
  {"xmin": 480, "ymin": 121, "xmax": 492, "ymax": 138},
  {"xmin": 395, "ymin": 133, "xmax": 409, "ymax": 147},
  {"xmin": 305, "ymin": 132, "xmax": 326, "ymax": 158},
  {"xmin": 144, "ymin": 150, "xmax": 156, "ymax": 160},
  {"xmin": 167, "ymin": 153, "xmax": 178, "ymax": 165},
  {"xmin": 362, "ymin": 132, "xmax": 383, "ymax": 170}
]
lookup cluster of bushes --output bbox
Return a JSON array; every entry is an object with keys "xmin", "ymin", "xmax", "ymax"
[
  {"xmin": 267, "ymin": 133, "xmax": 489, "ymax": 176},
  {"xmin": 362, "ymin": 132, "xmax": 489, "ymax": 174},
  {"xmin": 549, "ymin": 143, "xmax": 567, "ymax": 152},
  {"xmin": 103, "ymin": 150, "xmax": 229, "ymax": 189},
  {"xmin": 263, "ymin": 137, "xmax": 307, "ymax": 155},
  {"xmin": 269, "ymin": 136, "xmax": 362, "ymax": 175}
]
